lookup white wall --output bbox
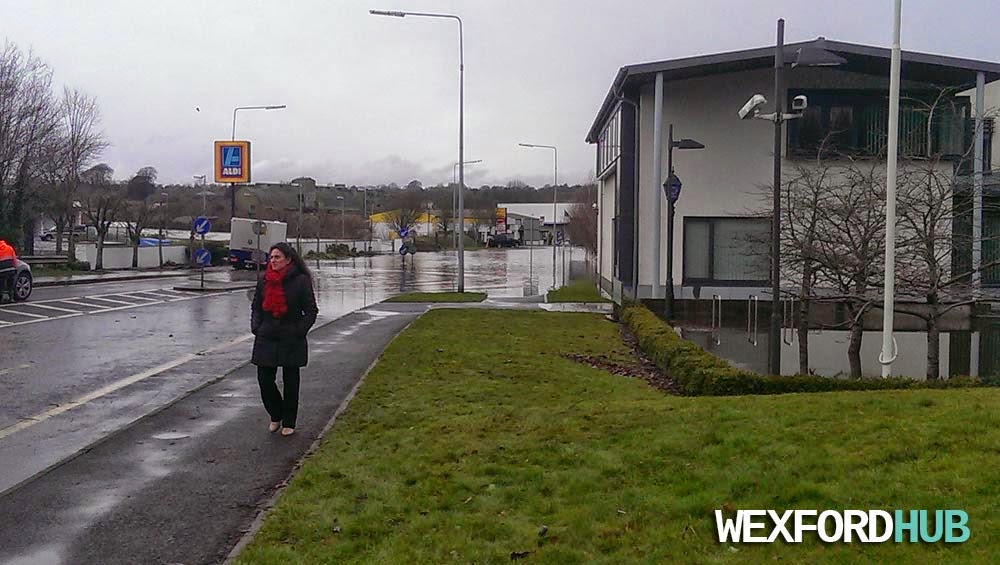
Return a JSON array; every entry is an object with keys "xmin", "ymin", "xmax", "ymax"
[
  {"xmin": 83, "ymin": 244, "xmax": 187, "ymax": 269},
  {"xmin": 598, "ymin": 171, "xmax": 616, "ymax": 286},
  {"xmin": 636, "ymin": 67, "xmax": 775, "ymax": 297}
]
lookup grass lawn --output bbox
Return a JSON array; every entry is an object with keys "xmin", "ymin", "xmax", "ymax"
[
  {"xmin": 238, "ymin": 309, "xmax": 1000, "ymax": 563},
  {"xmin": 547, "ymin": 280, "xmax": 609, "ymax": 303},
  {"xmin": 384, "ymin": 291, "xmax": 487, "ymax": 303}
]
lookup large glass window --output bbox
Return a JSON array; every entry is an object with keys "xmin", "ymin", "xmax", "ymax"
[
  {"xmin": 787, "ymin": 90, "xmax": 973, "ymax": 160},
  {"xmin": 597, "ymin": 107, "xmax": 622, "ymax": 176},
  {"xmin": 684, "ymin": 217, "xmax": 770, "ymax": 284}
]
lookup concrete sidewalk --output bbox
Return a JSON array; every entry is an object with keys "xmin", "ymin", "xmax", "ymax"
[{"xmin": 0, "ymin": 303, "xmax": 427, "ymax": 565}]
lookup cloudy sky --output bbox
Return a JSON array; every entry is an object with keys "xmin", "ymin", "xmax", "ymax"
[{"xmin": 3, "ymin": 0, "xmax": 998, "ymax": 187}]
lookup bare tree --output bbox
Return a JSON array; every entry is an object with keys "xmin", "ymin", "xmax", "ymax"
[
  {"xmin": 808, "ymin": 162, "xmax": 888, "ymax": 378},
  {"xmin": 0, "ymin": 43, "xmax": 60, "ymax": 248},
  {"xmin": 80, "ymin": 164, "xmax": 123, "ymax": 270},
  {"xmin": 47, "ymin": 87, "xmax": 108, "ymax": 260},
  {"xmin": 566, "ymin": 201, "xmax": 597, "ymax": 256}
]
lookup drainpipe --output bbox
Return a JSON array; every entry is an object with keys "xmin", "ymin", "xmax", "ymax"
[
  {"xmin": 651, "ymin": 72, "xmax": 664, "ymax": 301},
  {"xmin": 973, "ymin": 71, "xmax": 985, "ymax": 288}
]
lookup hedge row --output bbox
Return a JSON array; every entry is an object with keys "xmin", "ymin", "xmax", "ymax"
[{"xmin": 618, "ymin": 303, "xmax": 981, "ymax": 396}]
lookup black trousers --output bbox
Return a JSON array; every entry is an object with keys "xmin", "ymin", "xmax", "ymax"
[{"xmin": 256, "ymin": 366, "xmax": 301, "ymax": 428}]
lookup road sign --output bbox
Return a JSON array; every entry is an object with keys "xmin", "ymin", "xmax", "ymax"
[
  {"xmin": 251, "ymin": 221, "xmax": 267, "ymax": 236},
  {"xmin": 496, "ymin": 207, "xmax": 507, "ymax": 232},
  {"xmin": 399, "ymin": 227, "xmax": 409, "ymax": 238},
  {"xmin": 399, "ymin": 244, "xmax": 409, "ymax": 256},
  {"xmin": 214, "ymin": 140, "xmax": 251, "ymax": 183},
  {"xmin": 193, "ymin": 216, "xmax": 211, "ymax": 235},
  {"xmin": 194, "ymin": 248, "xmax": 212, "ymax": 267}
]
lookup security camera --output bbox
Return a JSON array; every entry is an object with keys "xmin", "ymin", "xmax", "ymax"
[
  {"xmin": 739, "ymin": 94, "xmax": 768, "ymax": 120},
  {"xmin": 791, "ymin": 95, "xmax": 808, "ymax": 111}
]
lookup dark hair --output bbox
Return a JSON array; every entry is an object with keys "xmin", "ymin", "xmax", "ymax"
[{"xmin": 269, "ymin": 242, "xmax": 312, "ymax": 280}]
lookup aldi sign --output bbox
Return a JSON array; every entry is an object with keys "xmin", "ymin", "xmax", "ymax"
[{"xmin": 214, "ymin": 140, "xmax": 251, "ymax": 183}]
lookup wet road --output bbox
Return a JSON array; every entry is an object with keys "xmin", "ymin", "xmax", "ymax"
[
  {"xmin": 0, "ymin": 249, "xmax": 580, "ymax": 495},
  {"xmin": 0, "ymin": 248, "xmax": 584, "ymax": 564}
]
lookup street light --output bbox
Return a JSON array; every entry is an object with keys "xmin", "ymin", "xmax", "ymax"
[
  {"xmin": 158, "ymin": 192, "xmax": 169, "ymax": 268},
  {"xmin": 739, "ymin": 20, "xmax": 845, "ymax": 375},
  {"xmin": 371, "ymin": 8, "xmax": 466, "ymax": 291},
  {"xmin": 229, "ymin": 104, "xmax": 287, "ymax": 219},
  {"xmin": 518, "ymin": 143, "xmax": 558, "ymax": 290},
  {"xmin": 193, "ymin": 174, "xmax": 207, "ymax": 216},
  {"xmin": 453, "ymin": 159, "xmax": 482, "ymax": 250},
  {"xmin": 337, "ymin": 195, "xmax": 346, "ymax": 239},
  {"xmin": 662, "ymin": 125, "xmax": 705, "ymax": 321}
]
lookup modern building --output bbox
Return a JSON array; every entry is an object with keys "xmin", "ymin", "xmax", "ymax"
[
  {"xmin": 587, "ymin": 37, "xmax": 1000, "ymax": 305},
  {"xmin": 496, "ymin": 202, "xmax": 573, "ymax": 245}
]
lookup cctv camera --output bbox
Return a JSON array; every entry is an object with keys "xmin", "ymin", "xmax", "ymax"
[
  {"xmin": 739, "ymin": 94, "xmax": 768, "ymax": 120},
  {"xmin": 791, "ymin": 95, "xmax": 808, "ymax": 111}
]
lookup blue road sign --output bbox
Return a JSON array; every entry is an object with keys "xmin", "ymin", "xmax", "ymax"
[
  {"xmin": 399, "ymin": 245, "xmax": 409, "ymax": 256},
  {"xmin": 193, "ymin": 216, "xmax": 211, "ymax": 235},
  {"xmin": 399, "ymin": 227, "xmax": 409, "ymax": 238},
  {"xmin": 194, "ymin": 248, "xmax": 212, "ymax": 267}
]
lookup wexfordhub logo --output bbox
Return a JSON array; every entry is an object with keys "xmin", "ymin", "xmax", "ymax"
[{"xmin": 714, "ymin": 510, "xmax": 970, "ymax": 544}]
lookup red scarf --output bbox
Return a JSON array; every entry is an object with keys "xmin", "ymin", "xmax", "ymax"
[{"xmin": 262, "ymin": 264, "xmax": 291, "ymax": 318}]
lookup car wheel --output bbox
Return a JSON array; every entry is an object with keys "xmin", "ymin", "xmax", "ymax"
[{"xmin": 13, "ymin": 272, "xmax": 31, "ymax": 301}]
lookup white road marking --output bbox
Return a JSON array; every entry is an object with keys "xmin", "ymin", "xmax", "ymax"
[
  {"xmin": 56, "ymin": 299, "xmax": 107, "ymax": 309},
  {"xmin": 0, "ymin": 308, "xmax": 47, "ymax": 319},
  {"xmin": 17, "ymin": 302, "xmax": 81, "ymax": 314},
  {"xmin": 0, "ymin": 288, "xmax": 237, "ymax": 330},
  {"xmin": 81, "ymin": 296, "xmax": 140, "ymax": 307},
  {"xmin": 0, "ymin": 333, "xmax": 254, "ymax": 440},
  {"xmin": 0, "ymin": 364, "xmax": 31, "ymax": 376},
  {"xmin": 118, "ymin": 293, "xmax": 161, "ymax": 302}
]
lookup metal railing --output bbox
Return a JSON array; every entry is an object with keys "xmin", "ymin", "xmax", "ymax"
[
  {"xmin": 782, "ymin": 297, "xmax": 796, "ymax": 345},
  {"xmin": 711, "ymin": 294, "xmax": 722, "ymax": 345}
]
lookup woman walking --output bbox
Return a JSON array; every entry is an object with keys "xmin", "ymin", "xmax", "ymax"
[{"xmin": 251, "ymin": 242, "xmax": 318, "ymax": 436}]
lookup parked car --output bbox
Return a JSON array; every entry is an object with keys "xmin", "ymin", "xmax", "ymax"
[
  {"xmin": 487, "ymin": 233, "xmax": 520, "ymax": 248},
  {"xmin": 40, "ymin": 225, "xmax": 88, "ymax": 241},
  {"xmin": 2, "ymin": 259, "xmax": 32, "ymax": 302}
]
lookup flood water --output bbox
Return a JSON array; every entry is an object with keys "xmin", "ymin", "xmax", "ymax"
[{"xmin": 676, "ymin": 316, "xmax": 996, "ymax": 381}]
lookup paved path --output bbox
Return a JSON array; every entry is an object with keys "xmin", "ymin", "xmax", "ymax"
[{"xmin": 0, "ymin": 303, "xmax": 426, "ymax": 565}]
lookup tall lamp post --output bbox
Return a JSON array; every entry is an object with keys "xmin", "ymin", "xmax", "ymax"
[
  {"xmin": 229, "ymin": 104, "xmax": 286, "ymax": 219},
  {"xmin": 453, "ymin": 159, "xmax": 482, "ymax": 250},
  {"xmin": 371, "ymin": 8, "xmax": 466, "ymax": 291},
  {"xmin": 158, "ymin": 192, "xmax": 169, "ymax": 268},
  {"xmin": 290, "ymin": 181, "xmax": 304, "ymax": 255},
  {"xmin": 739, "ymin": 20, "xmax": 844, "ymax": 375},
  {"xmin": 337, "ymin": 195, "xmax": 346, "ymax": 238},
  {"xmin": 518, "ymin": 143, "xmax": 558, "ymax": 289},
  {"xmin": 663, "ymin": 124, "xmax": 705, "ymax": 321}
]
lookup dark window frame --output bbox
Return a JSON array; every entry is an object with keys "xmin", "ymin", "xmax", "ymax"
[{"xmin": 682, "ymin": 216, "xmax": 771, "ymax": 286}]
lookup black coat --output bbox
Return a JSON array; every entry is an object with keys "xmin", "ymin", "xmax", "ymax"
[{"xmin": 251, "ymin": 266, "xmax": 319, "ymax": 367}]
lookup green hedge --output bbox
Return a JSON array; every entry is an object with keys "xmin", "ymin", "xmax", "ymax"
[{"xmin": 618, "ymin": 303, "xmax": 981, "ymax": 396}]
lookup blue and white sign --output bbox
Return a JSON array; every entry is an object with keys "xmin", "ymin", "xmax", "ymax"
[
  {"xmin": 399, "ymin": 227, "xmax": 409, "ymax": 238},
  {"xmin": 193, "ymin": 216, "xmax": 211, "ymax": 235},
  {"xmin": 194, "ymin": 248, "xmax": 212, "ymax": 267},
  {"xmin": 399, "ymin": 245, "xmax": 409, "ymax": 256}
]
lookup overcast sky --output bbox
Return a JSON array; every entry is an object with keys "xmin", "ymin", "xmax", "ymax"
[{"xmin": 3, "ymin": 0, "xmax": 998, "ymax": 187}]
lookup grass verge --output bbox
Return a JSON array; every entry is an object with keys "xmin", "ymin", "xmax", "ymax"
[
  {"xmin": 384, "ymin": 291, "xmax": 487, "ymax": 303},
  {"xmin": 546, "ymin": 280, "xmax": 609, "ymax": 303},
  {"xmin": 237, "ymin": 309, "xmax": 1000, "ymax": 563}
]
